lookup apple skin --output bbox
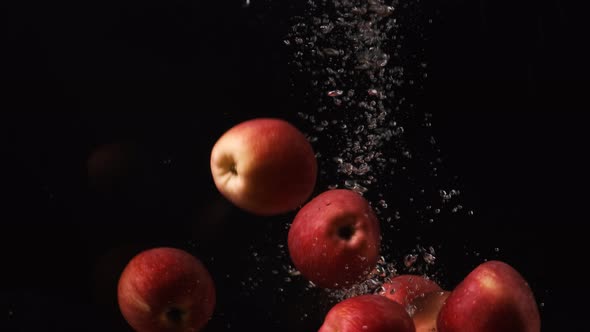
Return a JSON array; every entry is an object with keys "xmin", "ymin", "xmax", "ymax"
[
  {"xmin": 410, "ymin": 290, "xmax": 450, "ymax": 332},
  {"xmin": 210, "ymin": 118, "xmax": 317, "ymax": 216},
  {"xmin": 437, "ymin": 260, "xmax": 541, "ymax": 332},
  {"xmin": 319, "ymin": 295, "xmax": 415, "ymax": 332},
  {"xmin": 288, "ymin": 189, "xmax": 381, "ymax": 289},
  {"xmin": 381, "ymin": 274, "xmax": 442, "ymax": 308},
  {"xmin": 117, "ymin": 247, "xmax": 216, "ymax": 332}
]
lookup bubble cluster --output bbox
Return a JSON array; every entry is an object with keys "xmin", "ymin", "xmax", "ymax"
[
  {"xmin": 286, "ymin": 0, "xmax": 409, "ymax": 198},
  {"xmin": 327, "ymin": 255, "xmax": 398, "ymax": 301},
  {"xmin": 281, "ymin": 0, "xmax": 477, "ymax": 314}
]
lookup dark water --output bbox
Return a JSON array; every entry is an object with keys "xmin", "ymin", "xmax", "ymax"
[{"xmin": 1, "ymin": 0, "xmax": 585, "ymax": 331}]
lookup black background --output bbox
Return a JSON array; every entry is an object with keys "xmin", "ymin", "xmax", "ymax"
[{"xmin": 1, "ymin": 0, "xmax": 585, "ymax": 331}]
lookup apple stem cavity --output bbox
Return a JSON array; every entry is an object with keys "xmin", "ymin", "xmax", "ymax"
[
  {"xmin": 218, "ymin": 154, "xmax": 238, "ymax": 176},
  {"xmin": 338, "ymin": 225, "xmax": 354, "ymax": 240},
  {"xmin": 165, "ymin": 307, "xmax": 185, "ymax": 324},
  {"xmin": 229, "ymin": 162, "xmax": 238, "ymax": 175}
]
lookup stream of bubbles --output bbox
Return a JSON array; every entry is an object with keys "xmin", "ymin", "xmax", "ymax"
[{"xmin": 284, "ymin": 0, "xmax": 475, "ymax": 305}]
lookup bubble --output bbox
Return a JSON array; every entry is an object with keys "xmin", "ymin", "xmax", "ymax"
[
  {"xmin": 322, "ymin": 48, "xmax": 341, "ymax": 56},
  {"xmin": 404, "ymin": 254, "xmax": 418, "ymax": 268},
  {"xmin": 374, "ymin": 286, "xmax": 386, "ymax": 295},
  {"xmin": 344, "ymin": 179, "xmax": 368, "ymax": 194},
  {"xmin": 423, "ymin": 252, "xmax": 436, "ymax": 265},
  {"xmin": 328, "ymin": 90, "xmax": 344, "ymax": 97}
]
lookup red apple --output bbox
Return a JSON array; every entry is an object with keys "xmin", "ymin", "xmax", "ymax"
[
  {"xmin": 210, "ymin": 118, "xmax": 317, "ymax": 216},
  {"xmin": 437, "ymin": 260, "xmax": 541, "ymax": 332},
  {"xmin": 117, "ymin": 247, "xmax": 216, "ymax": 332},
  {"xmin": 381, "ymin": 274, "xmax": 442, "ymax": 308},
  {"xmin": 287, "ymin": 189, "xmax": 381, "ymax": 288},
  {"xmin": 319, "ymin": 295, "xmax": 415, "ymax": 332},
  {"xmin": 410, "ymin": 290, "xmax": 450, "ymax": 332}
]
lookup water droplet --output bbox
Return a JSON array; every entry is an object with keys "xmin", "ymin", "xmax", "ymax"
[
  {"xmin": 376, "ymin": 265, "xmax": 387, "ymax": 277},
  {"xmin": 368, "ymin": 88, "xmax": 379, "ymax": 96},
  {"xmin": 370, "ymin": 4, "xmax": 395, "ymax": 17},
  {"xmin": 423, "ymin": 252, "xmax": 436, "ymax": 264},
  {"xmin": 320, "ymin": 23, "xmax": 334, "ymax": 34},
  {"xmin": 374, "ymin": 286, "xmax": 386, "ymax": 295},
  {"xmin": 344, "ymin": 179, "xmax": 368, "ymax": 194},
  {"xmin": 440, "ymin": 190, "xmax": 452, "ymax": 200},
  {"xmin": 387, "ymin": 264, "xmax": 397, "ymax": 274},
  {"xmin": 404, "ymin": 254, "xmax": 418, "ymax": 267},
  {"xmin": 327, "ymin": 90, "xmax": 343, "ymax": 97},
  {"xmin": 322, "ymin": 48, "xmax": 341, "ymax": 56}
]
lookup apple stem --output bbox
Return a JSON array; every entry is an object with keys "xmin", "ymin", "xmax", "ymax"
[{"xmin": 229, "ymin": 163, "xmax": 238, "ymax": 175}]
